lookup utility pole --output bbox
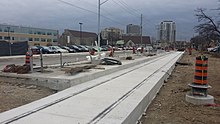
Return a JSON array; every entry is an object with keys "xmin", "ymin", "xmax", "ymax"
[
  {"xmin": 98, "ymin": 0, "xmax": 101, "ymax": 48},
  {"xmin": 79, "ymin": 22, "xmax": 83, "ymax": 45},
  {"xmin": 140, "ymin": 14, "xmax": 143, "ymax": 47},
  {"xmin": 98, "ymin": 0, "xmax": 109, "ymax": 48}
]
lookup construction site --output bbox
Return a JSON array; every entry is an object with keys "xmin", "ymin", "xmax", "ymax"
[{"xmin": 0, "ymin": 49, "xmax": 219, "ymax": 124}]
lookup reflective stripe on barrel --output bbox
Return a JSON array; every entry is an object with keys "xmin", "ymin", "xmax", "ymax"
[
  {"xmin": 25, "ymin": 52, "xmax": 30, "ymax": 65},
  {"xmin": 193, "ymin": 56, "xmax": 208, "ymax": 85}
]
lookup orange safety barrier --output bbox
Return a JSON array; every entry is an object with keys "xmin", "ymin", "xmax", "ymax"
[
  {"xmin": 132, "ymin": 47, "xmax": 136, "ymax": 54},
  {"xmin": 25, "ymin": 52, "xmax": 31, "ymax": 65},
  {"xmin": 109, "ymin": 48, "xmax": 114, "ymax": 57},
  {"xmin": 89, "ymin": 50, "xmax": 95, "ymax": 55},
  {"xmin": 188, "ymin": 48, "xmax": 192, "ymax": 55},
  {"xmin": 193, "ymin": 56, "xmax": 208, "ymax": 85}
]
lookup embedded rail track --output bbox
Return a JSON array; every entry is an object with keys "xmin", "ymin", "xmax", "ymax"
[{"xmin": 0, "ymin": 52, "xmax": 183, "ymax": 124}]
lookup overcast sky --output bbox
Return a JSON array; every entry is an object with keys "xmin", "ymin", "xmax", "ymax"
[{"xmin": 0, "ymin": 0, "xmax": 218, "ymax": 40}]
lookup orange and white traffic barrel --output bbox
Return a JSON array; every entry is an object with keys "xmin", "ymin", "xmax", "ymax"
[
  {"xmin": 25, "ymin": 52, "xmax": 31, "ymax": 65},
  {"xmin": 89, "ymin": 49, "xmax": 95, "ymax": 55},
  {"xmin": 186, "ymin": 55, "xmax": 214, "ymax": 105},
  {"xmin": 193, "ymin": 56, "xmax": 208, "ymax": 85}
]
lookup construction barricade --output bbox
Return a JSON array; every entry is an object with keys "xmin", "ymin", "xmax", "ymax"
[
  {"xmin": 186, "ymin": 55, "xmax": 214, "ymax": 105},
  {"xmin": 25, "ymin": 51, "xmax": 31, "ymax": 65},
  {"xmin": 193, "ymin": 56, "xmax": 208, "ymax": 85},
  {"xmin": 188, "ymin": 55, "xmax": 209, "ymax": 96}
]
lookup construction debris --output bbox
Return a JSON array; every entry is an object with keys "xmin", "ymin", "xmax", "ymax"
[
  {"xmin": 176, "ymin": 62, "xmax": 191, "ymax": 66},
  {"xmin": 146, "ymin": 53, "xmax": 156, "ymax": 56},
  {"xmin": 62, "ymin": 64, "xmax": 97, "ymax": 75},
  {"xmin": 125, "ymin": 56, "xmax": 133, "ymax": 60},
  {"xmin": 2, "ymin": 64, "xmax": 30, "ymax": 74},
  {"xmin": 101, "ymin": 58, "xmax": 122, "ymax": 65}
]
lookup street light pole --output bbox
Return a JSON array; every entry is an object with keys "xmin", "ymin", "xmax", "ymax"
[
  {"xmin": 98, "ymin": 0, "xmax": 101, "ymax": 48},
  {"xmin": 98, "ymin": 0, "xmax": 109, "ymax": 48},
  {"xmin": 7, "ymin": 27, "xmax": 12, "ymax": 56},
  {"xmin": 79, "ymin": 22, "xmax": 83, "ymax": 45},
  {"xmin": 140, "ymin": 14, "xmax": 143, "ymax": 46}
]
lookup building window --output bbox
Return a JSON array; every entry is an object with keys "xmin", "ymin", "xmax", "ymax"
[
  {"xmin": 29, "ymin": 38, "xmax": 33, "ymax": 41},
  {"xmin": 42, "ymin": 32, "xmax": 46, "ymax": 35},
  {"xmin": 47, "ymin": 39, "xmax": 52, "ymax": 42},
  {"xmin": 14, "ymin": 37, "xmax": 19, "ymax": 40},
  {"xmin": 41, "ymin": 38, "xmax": 46, "ymax": 42},
  {"xmin": 12, "ymin": 37, "xmax": 15, "ymax": 40},
  {"xmin": 20, "ymin": 37, "xmax": 27, "ymax": 41},
  {"xmin": 4, "ymin": 29, "xmax": 8, "ymax": 32},
  {"xmin": 0, "ymin": 29, "xmax": 2, "ymax": 32},
  {"xmin": 53, "ymin": 33, "xmax": 57, "ymax": 36},
  {"xmin": 29, "ymin": 31, "xmax": 33, "ymax": 34},
  {"xmin": 37, "ymin": 32, "xmax": 41, "ymax": 35},
  {"xmin": 4, "ymin": 36, "xmax": 10, "ymax": 40},
  {"xmin": 47, "ymin": 32, "xmax": 52, "ymax": 35},
  {"xmin": 0, "ymin": 36, "xmax": 2, "ymax": 39},
  {"xmin": 53, "ymin": 39, "xmax": 58, "ymax": 42},
  {"xmin": 34, "ymin": 38, "xmax": 40, "ymax": 41}
]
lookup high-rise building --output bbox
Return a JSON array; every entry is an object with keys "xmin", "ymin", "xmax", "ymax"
[
  {"xmin": 101, "ymin": 27, "xmax": 123, "ymax": 39},
  {"xmin": 126, "ymin": 24, "xmax": 141, "ymax": 36},
  {"xmin": 158, "ymin": 21, "xmax": 176, "ymax": 43},
  {"xmin": 101, "ymin": 27, "xmax": 124, "ymax": 45}
]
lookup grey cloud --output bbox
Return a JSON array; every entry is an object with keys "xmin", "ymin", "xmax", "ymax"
[{"xmin": 0, "ymin": 0, "xmax": 218, "ymax": 40}]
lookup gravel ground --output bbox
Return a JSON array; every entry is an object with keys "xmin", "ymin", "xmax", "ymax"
[
  {"xmin": 0, "ymin": 82, "xmax": 55, "ymax": 113},
  {"xmin": 140, "ymin": 50, "xmax": 220, "ymax": 124}
]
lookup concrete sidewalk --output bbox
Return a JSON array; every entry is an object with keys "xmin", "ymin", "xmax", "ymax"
[{"xmin": 0, "ymin": 52, "xmax": 183, "ymax": 124}]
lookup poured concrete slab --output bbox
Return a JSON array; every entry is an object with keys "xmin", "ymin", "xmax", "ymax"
[
  {"xmin": 0, "ymin": 53, "xmax": 166, "ymax": 91},
  {"xmin": 0, "ymin": 52, "xmax": 183, "ymax": 124}
]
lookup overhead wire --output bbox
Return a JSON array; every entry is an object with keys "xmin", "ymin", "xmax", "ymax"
[
  {"xmin": 111, "ymin": 0, "xmax": 140, "ymax": 19},
  {"xmin": 78, "ymin": 0, "xmax": 121, "ymax": 22},
  {"xmin": 58, "ymin": 0, "xmax": 151, "ymax": 35},
  {"xmin": 117, "ymin": 0, "xmax": 141, "ymax": 17},
  {"xmin": 58, "ymin": 0, "xmax": 125, "ymax": 26},
  {"xmin": 110, "ymin": 0, "xmax": 151, "ymax": 29}
]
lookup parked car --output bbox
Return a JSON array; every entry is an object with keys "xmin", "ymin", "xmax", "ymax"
[
  {"xmin": 208, "ymin": 46, "xmax": 220, "ymax": 52},
  {"xmin": 48, "ymin": 46, "xmax": 69, "ymax": 53},
  {"xmin": 36, "ymin": 46, "xmax": 56, "ymax": 54},
  {"xmin": 137, "ymin": 46, "xmax": 153, "ymax": 52},
  {"xmin": 59, "ymin": 46, "xmax": 76, "ymax": 53},
  {"xmin": 30, "ymin": 46, "xmax": 40, "ymax": 54},
  {"xmin": 101, "ymin": 45, "xmax": 112, "ymax": 51},
  {"xmin": 77, "ymin": 45, "xmax": 89, "ymax": 52},
  {"xmin": 68, "ymin": 45, "xmax": 83, "ymax": 52},
  {"xmin": 145, "ymin": 45, "xmax": 153, "ymax": 52},
  {"xmin": 92, "ymin": 46, "xmax": 103, "ymax": 52}
]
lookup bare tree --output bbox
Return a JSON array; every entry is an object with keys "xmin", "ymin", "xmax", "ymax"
[
  {"xmin": 194, "ymin": 7, "xmax": 220, "ymax": 46},
  {"xmin": 195, "ymin": 8, "xmax": 220, "ymax": 33}
]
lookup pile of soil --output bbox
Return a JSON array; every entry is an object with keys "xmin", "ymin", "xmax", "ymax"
[{"xmin": 141, "ymin": 50, "xmax": 220, "ymax": 124}]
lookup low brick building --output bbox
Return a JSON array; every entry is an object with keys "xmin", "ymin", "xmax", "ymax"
[
  {"xmin": 122, "ymin": 35, "xmax": 151, "ymax": 46},
  {"xmin": 59, "ymin": 29, "xmax": 97, "ymax": 46}
]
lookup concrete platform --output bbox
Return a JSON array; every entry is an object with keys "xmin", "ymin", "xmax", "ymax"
[
  {"xmin": 0, "ymin": 53, "xmax": 166, "ymax": 91},
  {"xmin": 0, "ymin": 52, "xmax": 183, "ymax": 124},
  {"xmin": 185, "ymin": 94, "xmax": 214, "ymax": 105}
]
